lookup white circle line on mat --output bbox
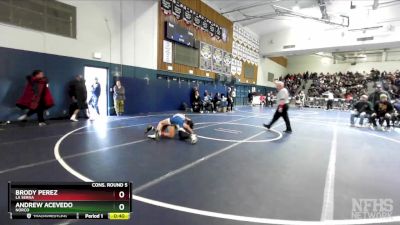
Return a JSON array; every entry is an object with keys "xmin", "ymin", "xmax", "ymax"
[
  {"xmin": 53, "ymin": 116, "xmax": 400, "ymax": 225},
  {"xmin": 195, "ymin": 122, "xmax": 283, "ymax": 143}
]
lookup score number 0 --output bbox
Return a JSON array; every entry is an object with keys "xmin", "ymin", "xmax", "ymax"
[{"xmin": 118, "ymin": 191, "xmax": 126, "ymax": 211}]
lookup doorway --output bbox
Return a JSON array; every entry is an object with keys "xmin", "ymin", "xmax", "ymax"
[{"xmin": 84, "ymin": 66, "xmax": 108, "ymax": 117}]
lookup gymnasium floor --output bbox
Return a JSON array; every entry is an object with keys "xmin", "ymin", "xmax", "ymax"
[{"xmin": 1, "ymin": 106, "xmax": 400, "ymax": 225}]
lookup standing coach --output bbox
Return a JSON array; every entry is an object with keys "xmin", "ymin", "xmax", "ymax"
[{"xmin": 263, "ymin": 81, "xmax": 292, "ymax": 133}]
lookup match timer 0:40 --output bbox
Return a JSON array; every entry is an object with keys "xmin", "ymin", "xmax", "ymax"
[{"xmin": 8, "ymin": 182, "xmax": 132, "ymax": 220}]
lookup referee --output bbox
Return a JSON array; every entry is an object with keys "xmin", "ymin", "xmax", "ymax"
[{"xmin": 263, "ymin": 81, "xmax": 292, "ymax": 133}]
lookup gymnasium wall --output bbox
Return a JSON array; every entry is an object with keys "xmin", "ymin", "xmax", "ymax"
[
  {"xmin": 0, "ymin": 46, "xmax": 270, "ymax": 121},
  {"xmin": 0, "ymin": 0, "xmax": 269, "ymax": 121},
  {"xmin": 0, "ymin": 0, "xmax": 158, "ymax": 69},
  {"xmin": 286, "ymin": 55, "xmax": 400, "ymax": 74},
  {"xmin": 257, "ymin": 58, "xmax": 288, "ymax": 87},
  {"xmin": 157, "ymin": 0, "xmax": 258, "ymax": 84}
]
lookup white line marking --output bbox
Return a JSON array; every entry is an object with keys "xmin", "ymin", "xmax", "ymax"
[
  {"xmin": 321, "ymin": 112, "xmax": 339, "ymax": 221},
  {"xmin": 132, "ymin": 195, "xmax": 400, "ymax": 225},
  {"xmin": 51, "ymin": 111, "xmax": 400, "ymax": 225},
  {"xmin": 55, "ymin": 126, "xmax": 95, "ymax": 182},
  {"xmin": 0, "ymin": 158, "xmax": 59, "ymax": 174},
  {"xmin": 132, "ymin": 130, "xmax": 269, "ymax": 194},
  {"xmin": 295, "ymin": 120, "xmax": 400, "ymax": 144},
  {"xmin": 52, "ymin": 116, "xmax": 256, "ymax": 182},
  {"xmin": 214, "ymin": 128, "xmax": 241, "ymax": 134},
  {"xmin": 321, "ymin": 126, "xmax": 337, "ymax": 221},
  {"xmin": 0, "ymin": 138, "xmax": 148, "ymax": 175},
  {"xmin": 198, "ymin": 122, "xmax": 283, "ymax": 143},
  {"xmin": 1, "ymin": 115, "xmax": 249, "ymax": 174}
]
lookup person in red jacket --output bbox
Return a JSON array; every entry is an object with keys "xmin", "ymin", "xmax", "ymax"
[{"xmin": 16, "ymin": 70, "xmax": 54, "ymax": 126}]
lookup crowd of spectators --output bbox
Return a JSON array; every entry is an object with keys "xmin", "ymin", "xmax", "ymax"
[
  {"xmin": 190, "ymin": 86, "xmax": 235, "ymax": 113},
  {"xmin": 279, "ymin": 73, "xmax": 304, "ymax": 96},
  {"xmin": 280, "ymin": 69, "xmax": 400, "ymax": 101},
  {"xmin": 277, "ymin": 69, "xmax": 400, "ymax": 130}
]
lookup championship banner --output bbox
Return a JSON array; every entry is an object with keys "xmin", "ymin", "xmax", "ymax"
[
  {"xmin": 183, "ymin": 6, "xmax": 193, "ymax": 24},
  {"xmin": 206, "ymin": 19, "xmax": 212, "ymax": 35},
  {"xmin": 172, "ymin": 0, "xmax": 183, "ymax": 20},
  {"xmin": 231, "ymin": 64, "xmax": 237, "ymax": 75},
  {"xmin": 222, "ymin": 52, "xmax": 232, "ymax": 75},
  {"xmin": 245, "ymin": 52, "xmax": 250, "ymax": 63},
  {"xmin": 233, "ymin": 30, "xmax": 238, "ymax": 40},
  {"xmin": 238, "ymin": 28, "xmax": 244, "ymax": 44},
  {"xmin": 162, "ymin": 0, "xmax": 227, "ymax": 42},
  {"xmin": 215, "ymin": 26, "xmax": 222, "ymax": 40},
  {"xmin": 209, "ymin": 22, "xmax": 216, "ymax": 37},
  {"xmin": 221, "ymin": 27, "xmax": 228, "ymax": 43},
  {"xmin": 234, "ymin": 24, "xmax": 239, "ymax": 33},
  {"xmin": 212, "ymin": 47, "xmax": 223, "ymax": 73},
  {"xmin": 237, "ymin": 60, "xmax": 242, "ymax": 75},
  {"xmin": 199, "ymin": 42, "xmax": 212, "ymax": 71},
  {"xmin": 244, "ymin": 32, "xmax": 249, "ymax": 44},
  {"xmin": 161, "ymin": 0, "xmax": 172, "ymax": 15},
  {"xmin": 231, "ymin": 59, "xmax": 237, "ymax": 75},
  {"xmin": 232, "ymin": 42, "xmax": 238, "ymax": 58},
  {"xmin": 238, "ymin": 45, "xmax": 243, "ymax": 60},
  {"xmin": 193, "ymin": 13, "xmax": 202, "ymax": 29},
  {"xmin": 201, "ymin": 16, "xmax": 209, "ymax": 31}
]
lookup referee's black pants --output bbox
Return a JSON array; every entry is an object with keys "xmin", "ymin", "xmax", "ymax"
[
  {"xmin": 327, "ymin": 99, "xmax": 333, "ymax": 110},
  {"xmin": 268, "ymin": 104, "xmax": 292, "ymax": 131}
]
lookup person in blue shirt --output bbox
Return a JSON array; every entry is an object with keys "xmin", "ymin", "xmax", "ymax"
[
  {"xmin": 145, "ymin": 113, "xmax": 195, "ymax": 142},
  {"xmin": 89, "ymin": 77, "xmax": 101, "ymax": 115}
]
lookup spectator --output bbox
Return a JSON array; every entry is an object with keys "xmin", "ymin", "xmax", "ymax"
[
  {"xmin": 16, "ymin": 70, "xmax": 54, "ymax": 126},
  {"xmin": 113, "ymin": 80, "xmax": 125, "ymax": 116},
  {"xmin": 392, "ymin": 98, "xmax": 400, "ymax": 126},
  {"xmin": 190, "ymin": 86, "xmax": 198, "ymax": 106},
  {"xmin": 203, "ymin": 90, "xmax": 214, "ymax": 113},
  {"xmin": 248, "ymin": 90, "xmax": 253, "ymax": 104},
  {"xmin": 370, "ymin": 94, "xmax": 394, "ymax": 131},
  {"xmin": 350, "ymin": 95, "xmax": 372, "ymax": 127},
  {"xmin": 299, "ymin": 91, "xmax": 306, "ymax": 108},
  {"xmin": 227, "ymin": 87, "xmax": 234, "ymax": 112},
  {"xmin": 213, "ymin": 92, "xmax": 221, "ymax": 111},
  {"xmin": 368, "ymin": 84, "xmax": 390, "ymax": 105},
  {"xmin": 268, "ymin": 92, "xmax": 275, "ymax": 107},
  {"xmin": 89, "ymin": 77, "xmax": 101, "ymax": 115},
  {"xmin": 231, "ymin": 87, "xmax": 236, "ymax": 107},
  {"xmin": 324, "ymin": 90, "xmax": 334, "ymax": 110},
  {"xmin": 220, "ymin": 94, "xmax": 228, "ymax": 112},
  {"xmin": 192, "ymin": 90, "xmax": 203, "ymax": 113},
  {"xmin": 69, "ymin": 75, "xmax": 88, "ymax": 122}
]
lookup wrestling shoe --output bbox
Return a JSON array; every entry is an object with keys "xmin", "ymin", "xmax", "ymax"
[
  {"xmin": 263, "ymin": 124, "xmax": 271, "ymax": 130},
  {"xmin": 283, "ymin": 130, "xmax": 292, "ymax": 134},
  {"xmin": 70, "ymin": 115, "xmax": 78, "ymax": 122},
  {"xmin": 17, "ymin": 114, "xmax": 27, "ymax": 121},
  {"xmin": 38, "ymin": 122, "xmax": 47, "ymax": 126},
  {"xmin": 147, "ymin": 134, "xmax": 156, "ymax": 139},
  {"xmin": 145, "ymin": 125, "xmax": 154, "ymax": 134}
]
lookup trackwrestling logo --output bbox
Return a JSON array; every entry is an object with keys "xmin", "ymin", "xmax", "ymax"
[{"xmin": 352, "ymin": 198, "xmax": 393, "ymax": 219}]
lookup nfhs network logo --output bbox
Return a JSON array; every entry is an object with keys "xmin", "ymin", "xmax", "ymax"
[{"xmin": 352, "ymin": 198, "xmax": 394, "ymax": 219}]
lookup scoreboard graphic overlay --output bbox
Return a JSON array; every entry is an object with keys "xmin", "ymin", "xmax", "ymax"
[{"xmin": 9, "ymin": 182, "xmax": 132, "ymax": 220}]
